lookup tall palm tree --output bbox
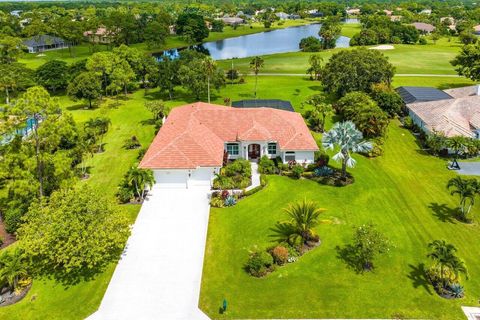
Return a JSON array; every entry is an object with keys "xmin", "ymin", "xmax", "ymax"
[
  {"xmin": 448, "ymin": 256, "xmax": 469, "ymax": 282},
  {"xmin": 202, "ymin": 57, "xmax": 217, "ymax": 103},
  {"xmin": 0, "ymin": 248, "xmax": 28, "ymax": 291},
  {"xmin": 304, "ymin": 94, "xmax": 333, "ymax": 132},
  {"xmin": 427, "ymin": 240, "xmax": 458, "ymax": 288},
  {"xmin": 84, "ymin": 117, "xmax": 111, "ymax": 153},
  {"xmin": 271, "ymin": 199, "xmax": 325, "ymax": 245},
  {"xmin": 447, "ymin": 177, "xmax": 476, "ymax": 221},
  {"xmin": 126, "ymin": 167, "xmax": 155, "ymax": 200},
  {"xmin": 249, "ymin": 56, "xmax": 264, "ymax": 98},
  {"xmin": 322, "ymin": 121, "xmax": 373, "ymax": 179}
]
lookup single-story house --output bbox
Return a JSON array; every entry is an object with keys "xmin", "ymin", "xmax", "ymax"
[
  {"xmin": 231, "ymin": 99, "xmax": 295, "ymax": 112},
  {"xmin": 139, "ymin": 102, "xmax": 318, "ymax": 188},
  {"xmin": 83, "ymin": 27, "xmax": 113, "ymax": 44},
  {"xmin": 275, "ymin": 12, "xmax": 289, "ymax": 20},
  {"xmin": 346, "ymin": 8, "xmax": 361, "ymax": 16},
  {"xmin": 473, "ymin": 25, "xmax": 480, "ymax": 35},
  {"xmin": 399, "ymin": 85, "xmax": 480, "ymax": 138},
  {"xmin": 219, "ymin": 17, "xmax": 244, "ymax": 26},
  {"xmin": 383, "ymin": 10, "xmax": 393, "ymax": 16},
  {"xmin": 23, "ymin": 35, "xmax": 68, "ymax": 53},
  {"xmin": 411, "ymin": 22, "xmax": 436, "ymax": 34},
  {"xmin": 420, "ymin": 9, "xmax": 432, "ymax": 15}
]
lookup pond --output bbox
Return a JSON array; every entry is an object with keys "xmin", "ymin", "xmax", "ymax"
[{"xmin": 155, "ymin": 23, "xmax": 350, "ymax": 61}]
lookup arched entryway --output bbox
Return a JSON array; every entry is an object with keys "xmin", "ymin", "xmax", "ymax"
[{"xmin": 248, "ymin": 144, "xmax": 261, "ymax": 160}]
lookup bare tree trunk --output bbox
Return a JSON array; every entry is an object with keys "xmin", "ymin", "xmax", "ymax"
[{"xmin": 33, "ymin": 118, "xmax": 44, "ymax": 198}]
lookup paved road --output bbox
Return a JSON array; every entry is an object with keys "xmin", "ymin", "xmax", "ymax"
[
  {"xmin": 87, "ymin": 187, "xmax": 211, "ymax": 320},
  {"xmin": 456, "ymin": 162, "xmax": 480, "ymax": 176},
  {"xmin": 253, "ymin": 73, "xmax": 461, "ymax": 77}
]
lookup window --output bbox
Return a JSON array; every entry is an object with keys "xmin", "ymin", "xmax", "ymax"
[
  {"xmin": 268, "ymin": 143, "xmax": 277, "ymax": 155},
  {"xmin": 226, "ymin": 143, "xmax": 239, "ymax": 155},
  {"xmin": 285, "ymin": 151, "xmax": 296, "ymax": 162}
]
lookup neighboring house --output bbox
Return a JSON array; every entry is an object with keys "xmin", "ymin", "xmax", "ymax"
[
  {"xmin": 420, "ymin": 9, "xmax": 432, "ymax": 15},
  {"xmin": 346, "ymin": 8, "xmax": 361, "ymax": 15},
  {"xmin": 169, "ymin": 25, "xmax": 176, "ymax": 35},
  {"xmin": 83, "ymin": 27, "xmax": 112, "ymax": 44},
  {"xmin": 10, "ymin": 10, "xmax": 22, "ymax": 17},
  {"xmin": 399, "ymin": 85, "xmax": 480, "ymax": 138},
  {"xmin": 473, "ymin": 25, "xmax": 480, "ymax": 35},
  {"xmin": 275, "ymin": 12, "xmax": 289, "ymax": 20},
  {"xmin": 219, "ymin": 17, "xmax": 244, "ymax": 26},
  {"xmin": 139, "ymin": 102, "xmax": 318, "ymax": 188},
  {"xmin": 411, "ymin": 22, "xmax": 436, "ymax": 34},
  {"xmin": 23, "ymin": 35, "xmax": 68, "ymax": 53},
  {"xmin": 232, "ymin": 99, "xmax": 295, "ymax": 112},
  {"xmin": 383, "ymin": 10, "xmax": 393, "ymax": 16}
]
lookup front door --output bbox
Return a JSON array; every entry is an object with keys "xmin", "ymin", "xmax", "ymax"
[{"xmin": 248, "ymin": 144, "xmax": 261, "ymax": 160}]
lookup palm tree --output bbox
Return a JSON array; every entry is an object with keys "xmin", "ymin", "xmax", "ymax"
[
  {"xmin": 322, "ymin": 121, "xmax": 373, "ymax": 179},
  {"xmin": 447, "ymin": 136, "xmax": 466, "ymax": 167},
  {"xmin": 0, "ymin": 248, "xmax": 28, "ymax": 291},
  {"xmin": 304, "ymin": 95, "xmax": 333, "ymax": 132},
  {"xmin": 271, "ymin": 199, "xmax": 325, "ymax": 245},
  {"xmin": 202, "ymin": 57, "xmax": 217, "ymax": 103},
  {"xmin": 84, "ymin": 117, "xmax": 111, "ymax": 153},
  {"xmin": 126, "ymin": 167, "xmax": 155, "ymax": 201},
  {"xmin": 427, "ymin": 240, "xmax": 458, "ymax": 288},
  {"xmin": 447, "ymin": 177, "xmax": 476, "ymax": 221},
  {"xmin": 448, "ymin": 256, "xmax": 469, "ymax": 282},
  {"xmin": 249, "ymin": 56, "xmax": 264, "ymax": 98}
]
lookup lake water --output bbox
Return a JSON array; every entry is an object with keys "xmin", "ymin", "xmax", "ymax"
[{"xmin": 156, "ymin": 24, "xmax": 350, "ymax": 61}]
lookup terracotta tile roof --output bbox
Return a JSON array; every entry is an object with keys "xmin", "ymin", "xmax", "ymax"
[
  {"xmin": 139, "ymin": 102, "xmax": 318, "ymax": 169},
  {"xmin": 411, "ymin": 22, "xmax": 436, "ymax": 32},
  {"xmin": 407, "ymin": 89, "xmax": 480, "ymax": 138}
]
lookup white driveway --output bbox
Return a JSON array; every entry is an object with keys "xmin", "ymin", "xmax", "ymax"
[{"xmin": 88, "ymin": 187, "xmax": 211, "ymax": 320}]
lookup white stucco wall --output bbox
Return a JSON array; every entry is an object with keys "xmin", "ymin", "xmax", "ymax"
[
  {"xmin": 153, "ymin": 167, "xmax": 219, "ymax": 189},
  {"xmin": 282, "ymin": 151, "xmax": 315, "ymax": 164}
]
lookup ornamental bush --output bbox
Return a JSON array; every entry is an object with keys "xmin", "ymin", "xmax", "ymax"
[
  {"xmin": 271, "ymin": 246, "xmax": 289, "ymax": 265},
  {"xmin": 245, "ymin": 250, "xmax": 274, "ymax": 277},
  {"xmin": 258, "ymin": 155, "xmax": 275, "ymax": 174}
]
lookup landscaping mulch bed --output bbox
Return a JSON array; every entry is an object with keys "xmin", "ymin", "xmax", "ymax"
[
  {"xmin": 0, "ymin": 216, "xmax": 16, "ymax": 249},
  {"xmin": 307, "ymin": 171, "xmax": 354, "ymax": 187},
  {"xmin": 0, "ymin": 284, "xmax": 32, "ymax": 307}
]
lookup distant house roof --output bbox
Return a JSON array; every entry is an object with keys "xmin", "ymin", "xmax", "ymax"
[
  {"xmin": 411, "ymin": 22, "xmax": 436, "ymax": 32},
  {"xmin": 390, "ymin": 15, "xmax": 402, "ymax": 22},
  {"xmin": 23, "ymin": 35, "xmax": 65, "ymax": 48},
  {"xmin": 407, "ymin": 91, "xmax": 480, "ymax": 137},
  {"xmin": 219, "ymin": 17, "xmax": 244, "ymax": 25},
  {"xmin": 83, "ymin": 27, "xmax": 109, "ymax": 37},
  {"xmin": 231, "ymin": 99, "xmax": 295, "ymax": 112},
  {"xmin": 396, "ymin": 86, "xmax": 453, "ymax": 104},
  {"xmin": 139, "ymin": 102, "xmax": 318, "ymax": 169}
]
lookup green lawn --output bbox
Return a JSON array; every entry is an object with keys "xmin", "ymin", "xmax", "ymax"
[
  {"xmin": 199, "ymin": 120, "xmax": 480, "ymax": 319},
  {"xmin": 218, "ymin": 37, "xmax": 463, "ymax": 75}
]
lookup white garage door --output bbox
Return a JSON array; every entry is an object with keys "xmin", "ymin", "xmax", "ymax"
[
  {"xmin": 154, "ymin": 170, "xmax": 188, "ymax": 189},
  {"xmin": 189, "ymin": 168, "xmax": 214, "ymax": 187}
]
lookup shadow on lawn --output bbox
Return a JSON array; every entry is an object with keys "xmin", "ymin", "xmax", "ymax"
[
  {"xmin": 429, "ymin": 202, "xmax": 458, "ymax": 224},
  {"xmin": 407, "ymin": 263, "xmax": 433, "ymax": 295},
  {"xmin": 335, "ymin": 244, "xmax": 365, "ymax": 274}
]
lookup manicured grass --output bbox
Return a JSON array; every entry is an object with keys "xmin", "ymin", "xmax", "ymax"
[
  {"xmin": 341, "ymin": 22, "xmax": 361, "ymax": 38},
  {"xmin": 199, "ymin": 120, "xmax": 480, "ymax": 319},
  {"xmin": 217, "ymin": 36, "xmax": 464, "ymax": 75}
]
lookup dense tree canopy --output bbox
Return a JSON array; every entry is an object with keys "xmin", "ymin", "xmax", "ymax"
[
  {"xmin": 35, "ymin": 60, "xmax": 69, "ymax": 93},
  {"xmin": 321, "ymin": 48, "xmax": 395, "ymax": 96},
  {"xmin": 176, "ymin": 11, "xmax": 209, "ymax": 43},
  {"xmin": 18, "ymin": 185, "xmax": 130, "ymax": 281},
  {"xmin": 451, "ymin": 42, "xmax": 480, "ymax": 81}
]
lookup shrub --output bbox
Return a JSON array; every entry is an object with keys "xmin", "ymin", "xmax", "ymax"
[
  {"xmin": 271, "ymin": 246, "xmax": 289, "ymax": 265},
  {"xmin": 123, "ymin": 136, "xmax": 141, "ymax": 149},
  {"xmin": 210, "ymin": 196, "xmax": 224, "ymax": 208},
  {"xmin": 299, "ymin": 36, "xmax": 322, "ymax": 52},
  {"xmin": 315, "ymin": 152, "xmax": 330, "ymax": 166},
  {"xmin": 403, "ymin": 116, "xmax": 414, "ymax": 129},
  {"xmin": 447, "ymin": 283, "xmax": 465, "ymax": 298},
  {"xmin": 243, "ymin": 185, "xmax": 263, "ymax": 196},
  {"xmin": 224, "ymin": 159, "xmax": 251, "ymax": 177},
  {"xmin": 245, "ymin": 250, "xmax": 274, "ymax": 277},
  {"xmin": 116, "ymin": 186, "xmax": 134, "ymax": 204},
  {"xmin": 258, "ymin": 155, "xmax": 275, "ymax": 174},
  {"xmin": 314, "ymin": 166, "xmax": 334, "ymax": 177},
  {"xmin": 0, "ymin": 237, "xmax": 4, "ymax": 247},
  {"xmin": 418, "ymin": 37, "xmax": 427, "ymax": 45},
  {"xmin": 224, "ymin": 195, "xmax": 237, "ymax": 207},
  {"xmin": 391, "ymin": 36, "xmax": 401, "ymax": 44},
  {"xmin": 292, "ymin": 165, "xmax": 304, "ymax": 179},
  {"xmin": 221, "ymin": 190, "xmax": 230, "ymax": 199},
  {"xmin": 260, "ymin": 174, "xmax": 267, "ymax": 186}
]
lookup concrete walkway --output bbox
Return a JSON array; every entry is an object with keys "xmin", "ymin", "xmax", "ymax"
[
  {"xmin": 246, "ymin": 162, "xmax": 261, "ymax": 191},
  {"xmin": 456, "ymin": 162, "xmax": 480, "ymax": 176},
  {"xmin": 87, "ymin": 187, "xmax": 211, "ymax": 320}
]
